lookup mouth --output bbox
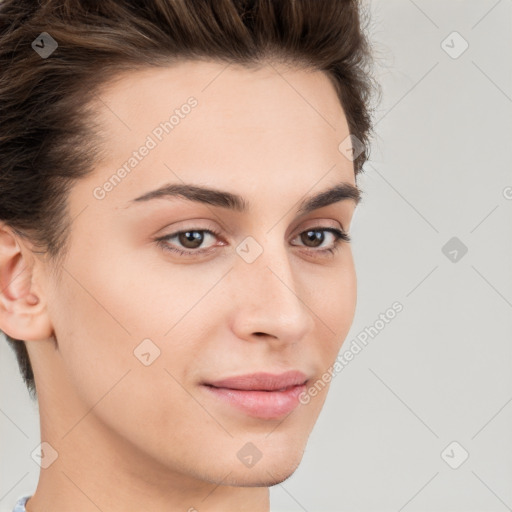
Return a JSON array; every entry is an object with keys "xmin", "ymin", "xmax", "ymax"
[
  {"xmin": 204, "ymin": 370, "xmax": 308, "ymax": 392},
  {"xmin": 201, "ymin": 371, "xmax": 309, "ymax": 420}
]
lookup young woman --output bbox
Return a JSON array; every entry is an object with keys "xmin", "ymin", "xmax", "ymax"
[{"xmin": 0, "ymin": 1, "xmax": 378, "ymax": 510}]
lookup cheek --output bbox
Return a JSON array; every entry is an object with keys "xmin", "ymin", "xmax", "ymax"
[
  {"xmin": 51, "ymin": 249, "xmax": 223, "ymax": 395},
  {"xmin": 47, "ymin": 252, "xmax": 216, "ymax": 447},
  {"xmin": 334, "ymin": 262, "xmax": 357, "ymax": 330},
  {"xmin": 308, "ymin": 255, "xmax": 357, "ymax": 350}
]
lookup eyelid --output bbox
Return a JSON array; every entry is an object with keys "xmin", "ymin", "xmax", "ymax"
[
  {"xmin": 157, "ymin": 218, "xmax": 345, "ymax": 243},
  {"xmin": 154, "ymin": 219, "xmax": 225, "ymax": 243},
  {"xmin": 291, "ymin": 218, "xmax": 346, "ymax": 237}
]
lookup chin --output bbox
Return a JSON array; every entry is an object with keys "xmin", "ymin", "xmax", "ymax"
[
  {"xmin": 221, "ymin": 447, "xmax": 305, "ymax": 488},
  {"xmin": 222, "ymin": 466, "xmax": 300, "ymax": 488}
]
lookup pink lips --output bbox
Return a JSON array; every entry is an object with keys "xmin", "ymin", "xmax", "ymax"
[{"xmin": 202, "ymin": 371, "xmax": 308, "ymax": 420}]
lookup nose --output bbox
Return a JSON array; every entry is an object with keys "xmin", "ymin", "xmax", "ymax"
[{"xmin": 229, "ymin": 238, "xmax": 315, "ymax": 348}]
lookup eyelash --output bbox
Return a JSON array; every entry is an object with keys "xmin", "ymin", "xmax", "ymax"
[{"xmin": 155, "ymin": 227, "xmax": 351, "ymax": 258}]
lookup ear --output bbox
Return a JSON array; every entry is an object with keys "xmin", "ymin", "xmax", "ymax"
[{"xmin": 0, "ymin": 223, "xmax": 54, "ymax": 341}]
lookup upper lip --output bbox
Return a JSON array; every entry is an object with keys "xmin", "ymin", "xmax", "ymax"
[{"xmin": 204, "ymin": 370, "xmax": 308, "ymax": 391}]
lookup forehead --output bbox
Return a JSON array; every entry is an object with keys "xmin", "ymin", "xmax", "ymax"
[
  {"xmin": 75, "ymin": 60, "xmax": 355, "ymax": 214},
  {"xmin": 95, "ymin": 59, "xmax": 345, "ymax": 126}
]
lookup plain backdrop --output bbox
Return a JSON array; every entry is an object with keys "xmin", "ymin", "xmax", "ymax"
[{"xmin": 1, "ymin": 1, "xmax": 511, "ymax": 511}]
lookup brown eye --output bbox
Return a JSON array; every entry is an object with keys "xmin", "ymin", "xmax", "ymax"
[
  {"xmin": 301, "ymin": 230, "xmax": 326, "ymax": 248},
  {"xmin": 177, "ymin": 231, "xmax": 205, "ymax": 249},
  {"xmin": 156, "ymin": 228, "xmax": 222, "ymax": 257},
  {"xmin": 291, "ymin": 227, "xmax": 350, "ymax": 255}
]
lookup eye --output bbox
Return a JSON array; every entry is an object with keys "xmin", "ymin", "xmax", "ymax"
[
  {"xmin": 291, "ymin": 227, "xmax": 351, "ymax": 255},
  {"xmin": 155, "ymin": 226, "xmax": 350, "ymax": 258},
  {"xmin": 155, "ymin": 228, "xmax": 223, "ymax": 257}
]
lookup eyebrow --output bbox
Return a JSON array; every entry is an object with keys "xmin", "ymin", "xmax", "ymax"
[{"xmin": 128, "ymin": 181, "xmax": 361, "ymax": 214}]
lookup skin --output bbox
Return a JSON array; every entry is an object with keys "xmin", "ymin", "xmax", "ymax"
[{"xmin": 0, "ymin": 60, "xmax": 359, "ymax": 512}]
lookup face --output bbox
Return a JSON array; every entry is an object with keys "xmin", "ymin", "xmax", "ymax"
[{"xmin": 28, "ymin": 60, "xmax": 358, "ymax": 488}]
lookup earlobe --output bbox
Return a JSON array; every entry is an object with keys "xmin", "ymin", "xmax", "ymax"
[{"xmin": 0, "ymin": 225, "xmax": 54, "ymax": 341}]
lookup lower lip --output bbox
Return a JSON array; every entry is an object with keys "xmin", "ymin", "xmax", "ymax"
[{"xmin": 202, "ymin": 383, "xmax": 307, "ymax": 420}]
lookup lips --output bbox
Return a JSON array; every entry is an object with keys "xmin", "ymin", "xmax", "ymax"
[
  {"xmin": 202, "ymin": 370, "xmax": 309, "ymax": 419},
  {"xmin": 204, "ymin": 370, "xmax": 308, "ymax": 391}
]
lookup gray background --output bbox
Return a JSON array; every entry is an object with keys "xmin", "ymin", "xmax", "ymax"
[{"xmin": 1, "ymin": 1, "xmax": 511, "ymax": 511}]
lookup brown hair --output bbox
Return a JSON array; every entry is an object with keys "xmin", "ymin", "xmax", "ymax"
[{"xmin": 0, "ymin": 0, "xmax": 380, "ymax": 400}]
